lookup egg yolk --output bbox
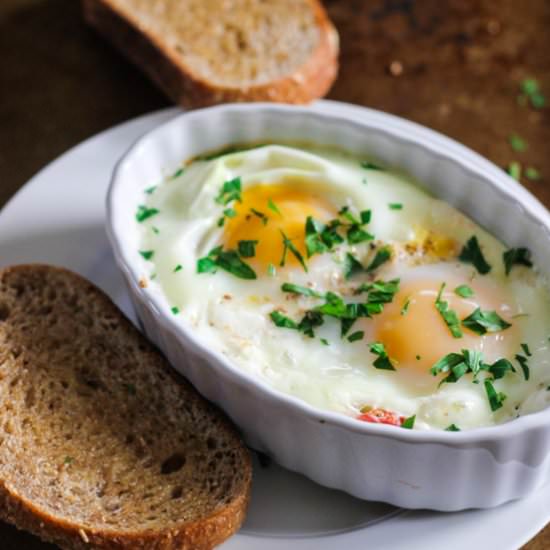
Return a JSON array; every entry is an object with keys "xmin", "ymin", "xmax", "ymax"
[
  {"xmin": 371, "ymin": 279, "xmax": 518, "ymax": 382},
  {"xmin": 223, "ymin": 182, "xmax": 335, "ymax": 270}
]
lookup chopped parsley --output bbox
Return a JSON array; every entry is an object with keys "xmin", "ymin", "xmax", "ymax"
[
  {"xmin": 503, "ymin": 247, "xmax": 532, "ymax": 275},
  {"xmin": 343, "ymin": 252, "xmax": 364, "ymax": 280},
  {"xmin": 320, "ymin": 338, "xmax": 330, "ymax": 346},
  {"xmin": 267, "ymin": 263, "xmax": 276, "ymax": 276},
  {"xmin": 267, "ymin": 198, "xmax": 282, "ymax": 216},
  {"xmin": 139, "ymin": 250, "xmax": 154, "ymax": 261},
  {"xmin": 361, "ymin": 161, "xmax": 384, "ymax": 170},
  {"xmin": 508, "ymin": 134, "xmax": 527, "ymax": 152},
  {"xmin": 305, "ymin": 216, "xmax": 329, "ymax": 257},
  {"xmin": 347, "ymin": 330, "xmax": 364, "ymax": 343},
  {"xmin": 369, "ymin": 342, "xmax": 396, "ymax": 371},
  {"xmin": 462, "ymin": 308, "xmax": 511, "ymax": 335},
  {"xmin": 401, "ymin": 297, "xmax": 410, "ymax": 315},
  {"xmin": 484, "ymin": 379, "xmax": 507, "ymax": 411},
  {"xmin": 458, "ymin": 236, "xmax": 491, "ymax": 274},
  {"xmin": 445, "ymin": 424, "xmax": 461, "ymax": 432},
  {"xmin": 357, "ymin": 279, "xmax": 400, "ymax": 304},
  {"xmin": 435, "ymin": 283, "xmax": 463, "ymax": 338},
  {"xmin": 280, "ymin": 230, "xmax": 307, "ymax": 272},
  {"xmin": 525, "ymin": 167, "xmax": 541, "ymax": 181},
  {"xmin": 389, "ymin": 203, "xmax": 403, "ymax": 210},
  {"xmin": 250, "ymin": 208, "xmax": 269, "ymax": 225},
  {"xmin": 173, "ymin": 264, "xmax": 183, "ymax": 272},
  {"xmin": 487, "ymin": 358, "xmax": 515, "ymax": 380},
  {"xmin": 366, "ymin": 246, "xmax": 392, "ymax": 272},
  {"xmin": 515, "ymin": 354, "xmax": 530, "ymax": 381},
  {"xmin": 430, "ymin": 349, "xmax": 484, "ymax": 384},
  {"xmin": 170, "ymin": 168, "xmax": 184, "ymax": 179},
  {"xmin": 281, "ymin": 282, "xmax": 324, "ymax": 298},
  {"xmin": 197, "ymin": 246, "xmax": 256, "ymax": 279},
  {"xmin": 521, "ymin": 343, "xmax": 532, "ymax": 357},
  {"xmin": 237, "ymin": 240, "xmax": 258, "ymax": 258},
  {"xmin": 506, "ymin": 161, "xmax": 521, "ymax": 181},
  {"xmin": 136, "ymin": 205, "xmax": 160, "ymax": 223},
  {"xmin": 171, "ymin": 306, "xmax": 180, "ymax": 315},
  {"xmin": 144, "ymin": 185, "xmax": 157, "ymax": 195},
  {"xmin": 520, "ymin": 78, "xmax": 546, "ymax": 109},
  {"xmin": 454, "ymin": 284, "xmax": 474, "ymax": 298},
  {"xmin": 270, "ymin": 311, "xmax": 298, "ymax": 329},
  {"xmin": 215, "ymin": 177, "xmax": 242, "ymax": 205},
  {"xmin": 217, "ymin": 207, "xmax": 237, "ymax": 227},
  {"xmin": 401, "ymin": 415, "xmax": 416, "ymax": 429},
  {"xmin": 152, "ymin": 226, "xmax": 160, "ymax": 234}
]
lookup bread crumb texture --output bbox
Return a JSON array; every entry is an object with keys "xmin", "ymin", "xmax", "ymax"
[
  {"xmin": 0, "ymin": 265, "xmax": 251, "ymax": 549},
  {"xmin": 111, "ymin": 0, "xmax": 321, "ymax": 86}
]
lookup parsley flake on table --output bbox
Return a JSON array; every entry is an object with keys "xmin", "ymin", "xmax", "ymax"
[
  {"xmin": 525, "ymin": 167, "xmax": 541, "ymax": 181},
  {"xmin": 506, "ymin": 161, "xmax": 522, "ymax": 181},
  {"xmin": 459, "ymin": 236, "xmax": 491, "ymax": 274},
  {"xmin": 508, "ymin": 134, "xmax": 527, "ymax": 152}
]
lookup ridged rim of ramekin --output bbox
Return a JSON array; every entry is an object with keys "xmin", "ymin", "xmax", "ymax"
[{"xmin": 107, "ymin": 101, "xmax": 550, "ymax": 446}]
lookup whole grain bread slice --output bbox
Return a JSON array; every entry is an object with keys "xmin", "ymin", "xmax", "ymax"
[
  {"xmin": 82, "ymin": 0, "xmax": 339, "ymax": 107},
  {"xmin": 0, "ymin": 264, "xmax": 251, "ymax": 550}
]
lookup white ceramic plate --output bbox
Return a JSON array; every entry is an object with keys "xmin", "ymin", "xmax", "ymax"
[{"xmin": 0, "ymin": 103, "xmax": 548, "ymax": 549}]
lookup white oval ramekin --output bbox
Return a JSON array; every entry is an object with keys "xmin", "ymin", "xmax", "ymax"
[{"xmin": 106, "ymin": 102, "xmax": 550, "ymax": 511}]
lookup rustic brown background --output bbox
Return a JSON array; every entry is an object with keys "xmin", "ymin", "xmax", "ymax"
[{"xmin": 1, "ymin": 0, "xmax": 549, "ymax": 548}]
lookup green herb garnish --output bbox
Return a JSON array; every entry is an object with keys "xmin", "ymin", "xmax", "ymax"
[
  {"xmin": 520, "ymin": 78, "xmax": 546, "ymax": 109},
  {"xmin": 430, "ymin": 349, "xmax": 484, "ymax": 384},
  {"xmin": 197, "ymin": 246, "xmax": 256, "ymax": 279},
  {"xmin": 173, "ymin": 264, "xmax": 183, "ymax": 272},
  {"xmin": 171, "ymin": 306, "xmax": 180, "ymax": 315},
  {"xmin": 215, "ymin": 177, "xmax": 242, "ymax": 205},
  {"xmin": 521, "ymin": 343, "xmax": 532, "ymax": 357},
  {"xmin": 320, "ymin": 338, "xmax": 330, "ymax": 346},
  {"xmin": 462, "ymin": 308, "xmax": 511, "ymax": 335},
  {"xmin": 454, "ymin": 284, "xmax": 474, "ymax": 298},
  {"xmin": 305, "ymin": 216, "xmax": 329, "ymax": 257},
  {"xmin": 459, "ymin": 236, "xmax": 491, "ymax": 274},
  {"xmin": 281, "ymin": 283, "xmax": 324, "ymax": 298},
  {"xmin": 267, "ymin": 263, "xmax": 276, "ymax": 276},
  {"xmin": 515, "ymin": 354, "xmax": 530, "ymax": 381},
  {"xmin": 389, "ymin": 203, "xmax": 403, "ymax": 210},
  {"xmin": 238, "ymin": 240, "xmax": 258, "ymax": 258},
  {"xmin": 445, "ymin": 424, "xmax": 461, "ymax": 432},
  {"xmin": 401, "ymin": 297, "xmax": 410, "ymax": 315},
  {"xmin": 267, "ymin": 198, "xmax": 282, "ymax": 216},
  {"xmin": 503, "ymin": 247, "xmax": 532, "ymax": 275},
  {"xmin": 361, "ymin": 161, "xmax": 384, "ymax": 170},
  {"xmin": 136, "ymin": 205, "xmax": 160, "ymax": 223},
  {"xmin": 139, "ymin": 250, "xmax": 154, "ymax": 261},
  {"xmin": 270, "ymin": 311, "xmax": 298, "ymax": 329},
  {"xmin": 280, "ymin": 230, "xmax": 307, "ymax": 272},
  {"xmin": 484, "ymin": 379, "xmax": 507, "ymax": 411},
  {"xmin": 366, "ymin": 246, "xmax": 392, "ymax": 273},
  {"xmin": 170, "ymin": 168, "xmax": 184, "ymax": 179},
  {"xmin": 402, "ymin": 415, "xmax": 416, "ymax": 429},
  {"xmin": 435, "ymin": 283, "xmax": 463, "ymax": 338},
  {"xmin": 250, "ymin": 208, "xmax": 269, "ymax": 225},
  {"xmin": 347, "ymin": 330, "xmax": 364, "ymax": 343},
  {"xmin": 144, "ymin": 185, "xmax": 157, "ymax": 195},
  {"xmin": 487, "ymin": 358, "xmax": 515, "ymax": 380},
  {"xmin": 369, "ymin": 342, "xmax": 396, "ymax": 371},
  {"xmin": 343, "ymin": 252, "xmax": 364, "ymax": 280}
]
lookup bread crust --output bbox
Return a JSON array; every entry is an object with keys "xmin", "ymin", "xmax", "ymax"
[
  {"xmin": 82, "ymin": 0, "xmax": 339, "ymax": 108},
  {"xmin": 0, "ymin": 264, "xmax": 252, "ymax": 550}
]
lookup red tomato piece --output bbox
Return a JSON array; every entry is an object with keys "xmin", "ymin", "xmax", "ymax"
[{"xmin": 357, "ymin": 408, "xmax": 405, "ymax": 426}]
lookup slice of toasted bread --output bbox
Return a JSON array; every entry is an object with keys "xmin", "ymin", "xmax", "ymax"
[
  {"xmin": 82, "ymin": 0, "xmax": 339, "ymax": 107},
  {"xmin": 0, "ymin": 264, "xmax": 251, "ymax": 550}
]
